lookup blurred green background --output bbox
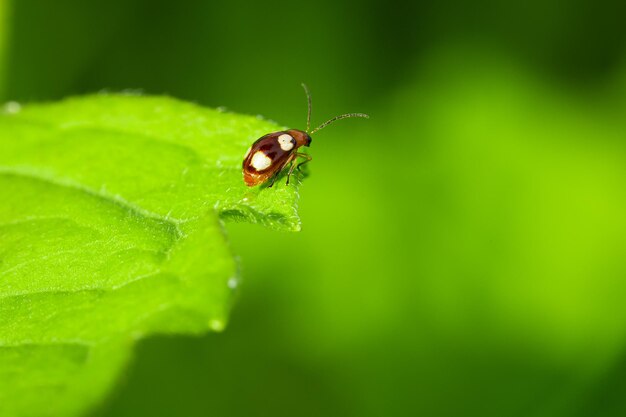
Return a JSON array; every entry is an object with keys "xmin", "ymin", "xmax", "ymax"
[{"xmin": 3, "ymin": 0, "xmax": 626, "ymax": 416}]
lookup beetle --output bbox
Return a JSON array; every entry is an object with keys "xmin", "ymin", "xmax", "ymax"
[{"xmin": 242, "ymin": 84, "xmax": 369, "ymax": 187}]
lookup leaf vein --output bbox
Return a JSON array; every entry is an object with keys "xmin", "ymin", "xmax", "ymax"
[
  {"xmin": 0, "ymin": 270, "xmax": 164, "ymax": 301},
  {"xmin": 0, "ymin": 166, "xmax": 186, "ymax": 236}
]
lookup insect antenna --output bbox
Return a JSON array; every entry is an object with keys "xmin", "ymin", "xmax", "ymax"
[
  {"xmin": 301, "ymin": 83, "xmax": 312, "ymax": 132},
  {"xmin": 310, "ymin": 112, "xmax": 369, "ymax": 135}
]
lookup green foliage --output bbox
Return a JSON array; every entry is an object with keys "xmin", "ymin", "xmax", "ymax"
[{"xmin": 0, "ymin": 94, "xmax": 301, "ymax": 417}]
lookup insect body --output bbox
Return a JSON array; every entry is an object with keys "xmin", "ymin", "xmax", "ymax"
[
  {"xmin": 242, "ymin": 84, "xmax": 368, "ymax": 187},
  {"xmin": 242, "ymin": 129, "xmax": 312, "ymax": 187}
]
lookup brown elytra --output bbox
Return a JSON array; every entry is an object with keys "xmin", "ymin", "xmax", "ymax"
[{"xmin": 242, "ymin": 129, "xmax": 311, "ymax": 187}]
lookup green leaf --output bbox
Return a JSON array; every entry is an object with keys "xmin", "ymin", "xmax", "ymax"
[{"xmin": 0, "ymin": 94, "xmax": 302, "ymax": 417}]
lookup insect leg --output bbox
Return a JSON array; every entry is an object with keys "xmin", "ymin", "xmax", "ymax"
[
  {"xmin": 286, "ymin": 153, "xmax": 312, "ymax": 185},
  {"xmin": 267, "ymin": 173, "xmax": 279, "ymax": 188},
  {"xmin": 285, "ymin": 154, "xmax": 298, "ymax": 186},
  {"xmin": 295, "ymin": 153, "xmax": 312, "ymax": 171}
]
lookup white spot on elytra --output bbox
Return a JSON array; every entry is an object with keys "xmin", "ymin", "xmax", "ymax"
[
  {"xmin": 250, "ymin": 151, "xmax": 272, "ymax": 171},
  {"xmin": 278, "ymin": 133, "xmax": 294, "ymax": 151}
]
